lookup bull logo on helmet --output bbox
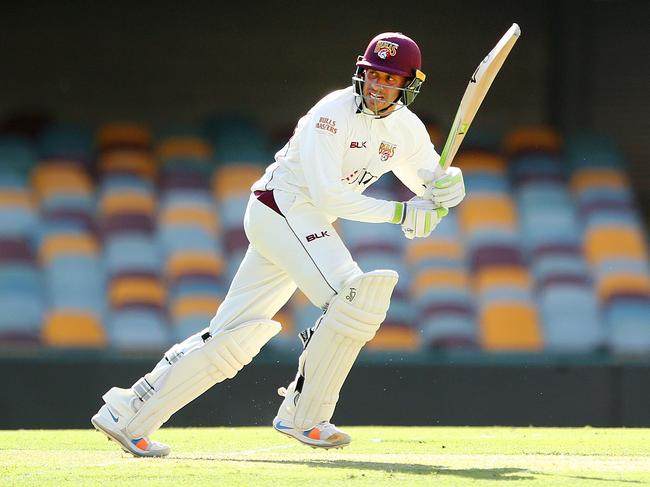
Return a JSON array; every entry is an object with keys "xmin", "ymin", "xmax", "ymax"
[
  {"xmin": 374, "ymin": 40, "xmax": 399, "ymax": 60},
  {"xmin": 378, "ymin": 141, "xmax": 397, "ymax": 162}
]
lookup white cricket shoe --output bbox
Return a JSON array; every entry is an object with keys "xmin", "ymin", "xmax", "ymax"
[
  {"xmin": 91, "ymin": 402, "xmax": 170, "ymax": 458},
  {"xmin": 273, "ymin": 416, "xmax": 351, "ymax": 449}
]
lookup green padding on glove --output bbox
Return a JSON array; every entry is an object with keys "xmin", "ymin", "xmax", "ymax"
[
  {"xmin": 391, "ymin": 201, "xmax": 405, "ymax": 224},
  {"xmin": 434, "ymin": 171, "xmax": 463, "ymax": 189}
]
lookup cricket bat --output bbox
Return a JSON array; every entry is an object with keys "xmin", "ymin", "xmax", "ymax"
[{"xmin": 438, "ymin": 23, "xmax": 521, "ymax": 171}]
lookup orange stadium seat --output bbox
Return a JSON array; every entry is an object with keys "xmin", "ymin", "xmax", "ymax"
[
  {"xmin": 97, "ymin": 122, "xmax": 152, "ymax": 150},
  {"xmin": 170, "ymin": 295, "xmax": 222, "ymax": 321},
  {"xmin": 109, "ymin": 276, "xmax": 166, "ymax": 309},
  {"xmin": 32, "ymin": 163, "xmax": 93, "ymax": 199},
  {"xmin": 284, "ymin": 291, "xmax": 310, "ymax": 337},
  {"xmin": 412, "ymin": 268, "xmax": 470, "ymax": 296},
  {"xmin": 570, "ymin": 168, "xmax": 629, "ymax": 194},
  {"xmin": 459, "ymin": 196, "xmax": 517, "ymax": 234},
  {"xmin": 504, "ymin": 127, "xmax": 562, "ymax": 155},
  {"xmin": 0, "ymin": 190, "xmax": 34, "ymax": 209},
  {"xmin": 42, "ymin": 311, "xmax": 106, "ymax": 347},
  {"xmin": 290, "ymin": 289, "xmax": 311, "ymax": 308},
  {"xmin": 479, "ymin": 301, "xmax": 543, "ymax": 351},
  {"xmin": 212, "ymin": 164, "xmax": 265, "ymax": 200},
  {"xmin": 40, "ymin": 233, "xmax": 99, "ymax": 264},
  {"xmin": 165, "ymin": 252, "xmax": 224, "ymax": 281},
  {"xmin": 273, "ymin": 308, "xmax": 295, "ymax": 336},
  {"xmin": 596, "ymin": 273, "xmax": 650, "ymax": 303},
  {"xmin": 474, "ymin": 266, "xmax": 532, "ymax": 295},
  {"xmin": 159, "ymin": 206, "xmax": 220, "ymax": 236},
  {"xmin": 455, "ymin": 151, "xmax": 507, "ymax": 175},
  {"xmin": 405, "ymin": 239, "xmax": 465, "ymax": 265},
  {"xmin": 98, "ymin": 191, "xmax": 156, "ymax": 218},
  {"xmin": 98, "ymin": 150, "xmax": 157, "ymax": 180},
  {"xmin": 157, "ymin": 136, "xmax": 213, "ymax": 161},
  {"xmin": 367, "ymin": 325, "xmax": 420, "ymax": 351},
  {"xmin": 584, "ymin": 226, "xmax": 648, "ymax": 266}
]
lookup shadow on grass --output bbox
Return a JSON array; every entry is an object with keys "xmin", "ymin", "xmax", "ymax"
[
  {"xmin": 208, "ymin": 458, "xmax": 644, "ymax": 483},
  {"xmin": 552, "ymin": 474, "xmax": 644, "ymax": 484},
  {"xmin": 222, "ymin": 458, "xmax": 532, "ymax": 481}
]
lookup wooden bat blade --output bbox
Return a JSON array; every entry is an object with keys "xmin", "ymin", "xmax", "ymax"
[{"xmin": 438, "ymin": 23, "xmax": 521, "ymax": 171}]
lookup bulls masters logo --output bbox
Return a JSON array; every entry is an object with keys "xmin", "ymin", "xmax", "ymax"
[
  {"xmin": 378, "ymin": 141, "xmax": 397, "ymax": 162},
  {"xmin": 374, "ymin": 40, "xmax": 399, "ymax": 59}
]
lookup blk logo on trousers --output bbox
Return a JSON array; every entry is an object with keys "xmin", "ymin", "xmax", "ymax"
[{"xmin": 306, "ymin": 231, "xmax": 330, "ymax": 243}]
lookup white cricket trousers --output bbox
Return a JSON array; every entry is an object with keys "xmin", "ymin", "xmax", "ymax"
[{"xmin": 208, "ymin": 189, "xmax": 363, "ymax": 335}]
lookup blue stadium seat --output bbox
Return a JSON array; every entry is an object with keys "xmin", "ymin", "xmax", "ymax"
[
  {"xmin": 44, "ymin": 256, "xmax": 105, "ymax": 315},
  {"xmin": 463, "ymin": 173, "xmax": 510, "ymax": 194},
  {"xmin": 0, "ymin": 171, "xmax": 29, "ymax": 189},
  {"xmin": 532, "ymin": 253, "xmax": 590, "ymax": 283},
  {"xmin": 606, "ymin": 298, "xmax": 650, "ymax": 354},
  {"xmin": 104, "ymin": 235, "xmax": 162, "ymax": 277},
  {"xmin": 172, "ymin": 316, "xmax": 209, "ymax": 342},
  {"xmin": 418, "ymin": 288, "xmax": 477, "ymax": 348},
  {"xmin": 0, "ymin": 207, "xmax": 38, "ymax": 239},
  {"xmin": 98, "ymin": 174, "xmax": 155, "ymax": 196},
  {"xmin": 107, "ymin": 309, "xmax": 170, "ymax": 350},
  {"xmin": 158, "ymin": 226, "xmax": 220, "ymax": 257},
  {"xmin": 539, "ymin": 284, "xmax": 604, "ymax": 352},
  {"xmin": 0, "ymin": 263, "xmax": 43, "ymax": 337}
]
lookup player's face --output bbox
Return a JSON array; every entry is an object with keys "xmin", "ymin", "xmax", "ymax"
[{"xmin": 362, "ymin": 69, "xmax": 408, "ymax": 115}]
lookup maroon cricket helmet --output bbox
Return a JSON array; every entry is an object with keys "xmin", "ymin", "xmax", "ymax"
[
  {"xmin": 353, "ymin": 32, "xmax": 426, "ymax": 113},
  {"xmin": 356, "ymin": 32, "xmax": 422, "ymax": 78}
]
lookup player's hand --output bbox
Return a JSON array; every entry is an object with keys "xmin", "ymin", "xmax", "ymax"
[
  {"xmin": 419, "ymin": 167, "xmax": 466, "ymax": 209},
  {"xmin": 393, "ymin": 197, "xmax": 448, "ymax": 239}
]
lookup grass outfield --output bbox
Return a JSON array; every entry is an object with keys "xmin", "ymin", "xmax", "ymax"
[{"xmin": 1, "ymin": 427, "xmax": 649, "ymax": 486}]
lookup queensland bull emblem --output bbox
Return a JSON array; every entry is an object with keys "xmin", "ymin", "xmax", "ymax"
[
  {"xmin": 374, "ymin": 40, "xmax": 399, "ymax": 60},
  {"xmin": 378, "ymin": 141, "xmax": 397, "ymax": 162}
]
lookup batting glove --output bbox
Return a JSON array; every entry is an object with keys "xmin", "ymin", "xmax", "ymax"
[
  {"xmin": 392, "ymin": 197, "xmax": 448, "ymax": 240},
  {"xmin": 418, "ymin": 167, "xmax": 466, "ymax": 209}
]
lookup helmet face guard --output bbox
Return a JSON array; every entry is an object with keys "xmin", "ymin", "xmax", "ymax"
[
  {"xmin": 352, "ymin": 32, "xmax": 426, "ymax": 116},
  {"xmin": 352, "ymin": 65, "xmax": 425, "ymax": 115}
]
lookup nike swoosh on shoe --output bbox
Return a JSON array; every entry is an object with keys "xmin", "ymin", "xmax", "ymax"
[
  {"xmin": 107, "ymin": 407, "xmax": 119, "ymax": 423},
  {"xmin": 274, "ymin": 421, "xmax": 293, "ymax": 431}
]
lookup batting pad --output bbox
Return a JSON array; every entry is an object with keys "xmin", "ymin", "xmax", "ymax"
[
  {"xmin": 120, "ymin": 319, "xmax": 281, "ymax": 438},
  {"xmin": 291, "ymin": 269, "xmax": 398, "ymax": 430}
]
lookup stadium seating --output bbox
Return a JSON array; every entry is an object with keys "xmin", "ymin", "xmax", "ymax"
[
  {"xmin": 506, "ymin": 128, "xmax": 604, "ymax": 352},
  {"xmin": 567, "ymin": 132, "xmax": 650, "ymax": 354},
  {"xmin": 96, "ymin": 123, "xmax": 170, "ymax": 350},
  {"xmin": 456, "ymin": 150, "xmax": 543, "ymax": 351},
  {"xmin": 156, "ymin": 131, "xmax": 225, "ymax": 340},
  {"xmin": 408, "ymin": 210, "xmax": 478, "ymax": 349},
  {"xmin": 1, "ymin": 118, "xmax": 649, "ymax": 358},
  {"xmin": 0, "ymin": 136, "xmax": 43, "ymax": 342}
]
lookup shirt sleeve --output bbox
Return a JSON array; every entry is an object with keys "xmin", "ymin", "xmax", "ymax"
[
  {"xmin": 299, "ymin": 107, "xmax": 397, "ymax": 224},
  {"xmin": 392, "ymin": 118, "xmax": 442, "ymax": 197}
]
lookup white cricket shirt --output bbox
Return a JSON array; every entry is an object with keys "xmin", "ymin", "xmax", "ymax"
[{"xmin": 252, "ymin": 86, "xmax": 440, "ymax": 223}]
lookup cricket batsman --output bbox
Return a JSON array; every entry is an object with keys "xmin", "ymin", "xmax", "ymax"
[{"xmin": 91, "ymin": 31, "xmax": 466, "ymax": 456}]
